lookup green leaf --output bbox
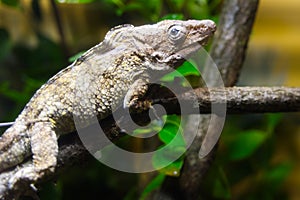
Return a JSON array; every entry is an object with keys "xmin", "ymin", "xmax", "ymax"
[
  {"xmin": 0, "ymin": 82, "xmax": 25, "ymax": 103},
  {"xmin": 264, "ymin": 163, "xmax": 292, "ymax": 190},
  {"xmin": 212, "ymin": 166, "xmax": 231, "ymax": 199},
  {"xmin": 158, "ymin": 125, "xmax": 183, "ymax": 145},
  {"xmin": 121, "ymin": 2, "xmax": 143, "ymax": 12},
  {"xmin": 266, "ymin": 113, "xmax": 282, "ymax": 133},
  {"xmin": 133, "ymin": 118, "xmax": 168, "ymax": 136},
  {"xmin": 158, "ymin": 128, "xmax": 174, "ymax": 144},
  {"xmin": 0, "ymin": 29, "xmax": 12, "ymax": 61},
  {"xmin": 152, "ymin": 114, "xmax": 186, "ymax": 175},
  {"xmin": 176, "ymin": 61, "xmax": 200, "ymax": 76},
  {"xmin": 213, "ymin": 179, "xmax": 231, "ymax": 198},
  {"xmin": 159, "ymin": 158, "xmax": 184, "ymax": 177},
  {"xmin": 68, "ymin": 51, "xmax": 85, "ymax": 62},
  {"xmin": 158, "ymin": 116, "xmax": 185, "ymax": 146},
  {"xmin": 161, "ymin": 61, "xmax": 200, "ymax": 82},
  {"xmin": 133, "ymin": 128, "xmax": 153, "ymax": 135},
  {"xmin": 163, "ymin": 115, "xmax": 181, "ymax": 126},
  {"xmin": 152, "ymin": 148, "xmax": 184, "ymax": 176},
  {"xmin": 140, "ymin": 173, "xmax": 165, "ymax": 200},
  {"xmin": 158, "ymin": 115, "xmax": 180, "ymax": 143},
  {"xmin": 110, "ymin": 0, "xmax": 125, "ymax": 7},
  {"xmin": 227, "ymin": 130, "xmax": 267, "ymax": 160},
  {"xmin": 187, "ymin": 0, "xmax": 210, "ymax": 19}
]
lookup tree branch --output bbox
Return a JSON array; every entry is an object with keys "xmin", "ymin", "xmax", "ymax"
[
  {"xmin": 1, "ymin": 86, "xmax": 299, "ymax": 199},
  {"xmin": 180, "ymin": 86, "xmax": 300, "ymax": 114}
]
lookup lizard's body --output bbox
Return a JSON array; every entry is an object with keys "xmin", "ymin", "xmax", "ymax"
[{"xmin": 0, "ymin": 20, "xmax": 216, "ymax": 192}]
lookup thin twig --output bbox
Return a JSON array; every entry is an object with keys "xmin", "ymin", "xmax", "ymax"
[
  {"xmin": 50, "ymin": 0, "xmax": 69, "ymax": 58},
  {"xmin": 0, "ymin": 122, "xmax": 14, "ymax": 127}
]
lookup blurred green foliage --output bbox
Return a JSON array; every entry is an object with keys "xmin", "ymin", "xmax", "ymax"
[
  {"xmin": 154, "ymin": 115, "xmax": 185, "ymax": 177},
  {"xmin": 205, "ymin": 113, "xmax": 293, "ymax": 199},
  {"xmin": 0, "ymin": 0, "xmax": 293, "ymax": 199},
  {"xmin": 56, "ymin": 0, "xmax": 221, "ymax": 22},
  {"xmin": 1, "ymin": 0, "xmax": 20, "ymax": 7},
  {"xmin": 140, "ymin": 173, "xmax": 165, "ymax": 200}
]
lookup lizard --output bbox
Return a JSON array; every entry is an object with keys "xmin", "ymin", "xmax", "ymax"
[{"xmin": 0, "ymin": 19, "xmax": 216, "ymax": 195}]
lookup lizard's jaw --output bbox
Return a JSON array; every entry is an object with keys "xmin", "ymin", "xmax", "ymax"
[
  {"xmin": 151, "ymin": 42, "xmax": 207, "ymax": 69},
  {"xmin": 168, "ymin": 39, "xmax": 210, "ymax": 68},
  {"xmin": 175, "ymin": 20, "xmax": 216, "ymax": 60},
  {"xmin": 175, "ymin": 42, "xmax": 204, "ymax": 60},
  {"xmin": 196, "ymin": 35, "xmax": 211, "ymax": 46}
]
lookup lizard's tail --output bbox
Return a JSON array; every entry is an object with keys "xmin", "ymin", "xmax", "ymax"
[{"xmin": 0, "ymin": 125, "xmax": 31, "ymax": 172}]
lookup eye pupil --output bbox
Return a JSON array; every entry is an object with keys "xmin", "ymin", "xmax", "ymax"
[
  {"xmin": 168, "ymin": 25, "xmax": 186, "ymax": 42},
  {"xmin": 170, "ymin": 28, "xmax": 180, "ymax": 36}
]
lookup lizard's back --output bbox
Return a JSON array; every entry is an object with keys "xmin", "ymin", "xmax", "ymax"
[{"xmin": 0, "ymin": 42, "xmax": 147, "ymax": 172}]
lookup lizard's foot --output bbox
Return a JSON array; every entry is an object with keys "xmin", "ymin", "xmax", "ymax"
[
  {"xmin": 7, "ymin": 165, "xmax": 37, "ymax": 192},
  {"xmin": 127, "ymin": 97, "xmax": 152, "ymax": 111},
  {"xmin": 8, "ymin": 164, "xmax": 55, "ymax": 191},
  {"xmin": 123, "ymin": 79, "xmax": 149, "ymax": 109},
  {"xmin": 7, "ymin": 121, "xmax": 58, "ymax": 191}
]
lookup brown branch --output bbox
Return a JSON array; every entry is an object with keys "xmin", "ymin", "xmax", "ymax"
[
  {"xmin": 1, "ymin": 86, "xmax": 300, "ymax": 199},
  {"xmin": 0, "ymin": 138, "xmax": 89, "ymax": 200},
  {"xmin": 210, "ymin": 0, "xmax": 260, "ymax": 86},
  {"xmin": 181, "ymin": 87, "xmax": 300, "ymax": 114},
  {"xmin": 132, "ymin": 86, "xmax": 300, "ymax": 116}
]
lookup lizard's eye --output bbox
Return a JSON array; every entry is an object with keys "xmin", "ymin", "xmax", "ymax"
[
  {"xmin": 168, "ymin": 25, "xmax": 186, "ymax": 42},
  {"xmin": 170, "ymin": 27, "xmax": 180, "ymax": 36}
]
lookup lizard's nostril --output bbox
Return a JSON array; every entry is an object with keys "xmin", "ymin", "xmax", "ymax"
[{"xmin": 200, "ymin": 20, "xmax": 216, "ymax": 32}]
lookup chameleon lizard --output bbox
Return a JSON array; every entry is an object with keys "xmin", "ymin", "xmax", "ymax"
[{"xmin": 0, "ymin": 19, "xmax": 216, "ymax": 195}]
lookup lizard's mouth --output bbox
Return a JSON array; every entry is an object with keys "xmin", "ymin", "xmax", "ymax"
[
  {"xmin": 176, "ymin": 30, "xmax": 215, "ymax": 61},
  {"xmin": 170, "ymin": 38, "xmax": 211, "ymax": 68},
  {"xmin": 196, "ymin": 27, "xmax": 216, "ymax": 46},
  {"xmin": 197, "ymin": 34, "xmax": 213, "ymax": 45},
  {"xmin": 177, "ymin": 29, "xmax": 215, "ymax": 60}
]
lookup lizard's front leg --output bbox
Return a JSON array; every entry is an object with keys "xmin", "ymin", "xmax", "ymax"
[
  {"xmin": 123, "ymin": 78, "xmax": 151, "ymax": 110},
  {"xmin": 8, "ymin": 121, "xmax": 58, "ymax": 189}
]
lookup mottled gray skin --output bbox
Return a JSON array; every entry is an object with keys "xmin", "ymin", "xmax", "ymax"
[{"xmin": 0, "ymin": 20, "xmax": 216, "ymax": 188}]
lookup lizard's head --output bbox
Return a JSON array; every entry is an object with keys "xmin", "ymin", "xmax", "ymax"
[
  {"xmin": 105, "ymin": 19, "xmax": 216, "ymax": 69},
  {"xmin": 147, "ymin": 19, "xmax": 216, "ymax": 67}
]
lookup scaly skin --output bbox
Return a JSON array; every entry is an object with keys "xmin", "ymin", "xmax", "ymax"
[{"xmin": 0, "ymin": 20, "xmax": 216, "ymax": 192}]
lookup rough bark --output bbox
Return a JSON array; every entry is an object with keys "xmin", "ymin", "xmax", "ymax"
[
  {"xmin": 1, "ymin": 85, "xmax": 300, "ymax": 198},
  {"xmin": 210, "ymin": 0, "xmax": 260, "ymax": 87},
  {"xmin": 186, "ymin": 87, "xmax": 300, "ymax": 114},
  {"xmin": 142, "ymin": 87, "xmax": 300, "ymax": 115}
]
